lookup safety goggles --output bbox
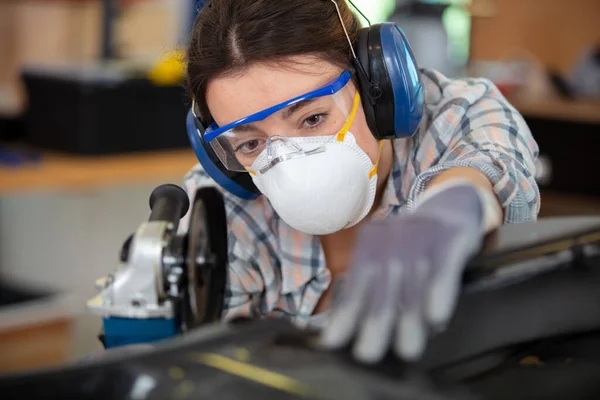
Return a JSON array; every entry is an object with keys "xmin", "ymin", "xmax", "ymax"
[{"xmin": 192, "ymin": 71, "xmax": 360, "ymax": 172}]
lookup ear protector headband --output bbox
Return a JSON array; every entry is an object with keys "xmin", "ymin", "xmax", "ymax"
[{"xmin": 187, "ymin": 0, "xmax": 424, "ymax": 200}]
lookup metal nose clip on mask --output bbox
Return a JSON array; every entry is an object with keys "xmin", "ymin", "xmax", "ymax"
[
  {"xmin": 257, "ymin": 136, "xmax": 326, "ymax": 175},
  {"xmin": 248, "ymin": 130, "xmax": 381, "ymax": 236}
]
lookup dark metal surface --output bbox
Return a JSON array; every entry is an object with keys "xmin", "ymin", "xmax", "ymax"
[
  {"xmin": 0, "ymin": 320, "xmax": 470, "ymax": 400},
  {"xmin": 466, "ymin": 215, "xmax": 600, "ymax": 279},
  {"xmin": 2, "ymin": 216, "xmax": 600, "ymax": 399},
  {"xmin": 423, "ymin": 254, "xmax": 600, "ymax": 369}
]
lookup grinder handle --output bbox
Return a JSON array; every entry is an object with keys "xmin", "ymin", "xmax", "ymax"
[{"xmin": 148, "ymin": 184, "xmax": 190, "ymax": 229}]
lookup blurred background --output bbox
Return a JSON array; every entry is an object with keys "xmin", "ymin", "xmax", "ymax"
[{"xmin": 0, "ymin": 0, "xmax": 598, "ymax": 373}]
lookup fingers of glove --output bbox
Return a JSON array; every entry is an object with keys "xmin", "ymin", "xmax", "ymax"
[
  {"xmin": 319, "ymin": 260, "xmax": 375, "ymax": 349},
  {"xmin": 334, "ymin": 223, "xmax": 390, "ymax": 305},
  {"xmin": 395, "ymin": 309, "xmax": 427, "ymax": 362},
  {"xmin": 426, "ymin": 233, "xmax": 480, "ymax": 325},
  {"xmin": 395, "ymin": 258, "xmax": 430, "ymax": 361},
  {"xmin": 319, "ymin": 223, "xmax": 391, "ymax": 349},
  {"xmin": 352, "ymin": 259, "xmax": 403, "ymax": 364}
]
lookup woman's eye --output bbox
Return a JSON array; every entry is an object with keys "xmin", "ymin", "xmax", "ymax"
[
  {"xmin": 303, "ymin": 114, "xmax": 325, "ymax": 128},
  {"xmin": 237, "ymin": 139, "xmax": 261, "ymax": 153}
]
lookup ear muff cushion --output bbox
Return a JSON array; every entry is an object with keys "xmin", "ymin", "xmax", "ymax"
[
  {"xmin": 378, "ymin": 23, "xmax": 424, "ymax": 138},
  {"xmin": 186, "ymin": 109, "xmax": 260, "ymax": 200},
  {"xmin": 356, "ymin": 28, "xmax": 371, "ymax": 80},
  {"xmin": 354, "ymin": 27, "xmax": 380, "ymax": 139},
  {"xmin": 367, "ymin": 24, "xmax": 396, "ymax": 139}
]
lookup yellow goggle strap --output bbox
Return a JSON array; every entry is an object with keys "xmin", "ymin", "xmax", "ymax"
[
  {"xmin": 335, "ymin": 92, "xmax": 361, "ymax": 143},
  {"xmin": 334, "ymin": 92, "xmax": 383, "ymax": 179},
  {"xmin": 369, "ymin": 140, "xmax": 384, "ymax": 179}
]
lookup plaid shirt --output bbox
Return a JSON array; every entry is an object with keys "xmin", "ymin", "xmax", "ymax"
[{"xmin": 179, "ymin": 69, "xmax": 541, "ymax": 326}]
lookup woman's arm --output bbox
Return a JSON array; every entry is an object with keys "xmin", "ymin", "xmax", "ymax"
[
  {"xmin": 409, "ymin": 70, "xmax": 541, "ymax": 225},
  {"xmin": 321, "ymin": 72, "xmax": 541, "ymax": 363},
  {"xmin": 430, "ymin": 167, "xmax": 494, "ymax": 193}
]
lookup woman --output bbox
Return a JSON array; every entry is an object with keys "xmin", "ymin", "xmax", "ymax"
[{"xmin": 181, "ymin": 0, "xmax": 540, "ymax": 364}]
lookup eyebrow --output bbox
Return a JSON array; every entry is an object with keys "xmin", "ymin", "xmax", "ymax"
[
  {"xmin": 231, "ymin": 124, "xmax": 264, "ymax": 135},
  {"xmin": 230, "ymin": 97, "xmax": 321, "ymax": 134},
  {"xmin": 282, "ymin": 98, "xmax": 318, "ymax": 119}
]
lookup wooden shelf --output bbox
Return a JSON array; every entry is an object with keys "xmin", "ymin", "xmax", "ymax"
[
  {"xmin": 0, "ymin": 148, "xmax": 198, "ymax": 195},
  {"xmin": 508, "ymin": 96, "xmax": 600, "ymax": 125}
]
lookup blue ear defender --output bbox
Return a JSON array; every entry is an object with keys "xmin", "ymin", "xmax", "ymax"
[{"xmin": 354, "ymin": 22, "xmax": 424, "ymax": 140}]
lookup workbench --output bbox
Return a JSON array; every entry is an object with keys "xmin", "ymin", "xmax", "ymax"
[
  {"xmin": 508, "ymin": 96, "xmax": 600, "ymax": 125},
  {"xmin": 0, "ymin": 148, "xmax": 198, "ymax": 196}
]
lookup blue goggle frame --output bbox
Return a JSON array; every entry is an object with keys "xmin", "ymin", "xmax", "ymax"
[{"xmin": 203, "ymin": 71, "xmax": 353, "ymax": 143}]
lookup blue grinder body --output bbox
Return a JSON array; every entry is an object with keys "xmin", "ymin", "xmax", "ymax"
[{"xmin": 101, "ymin": 317, "xmax": 180, "ymax": 349}]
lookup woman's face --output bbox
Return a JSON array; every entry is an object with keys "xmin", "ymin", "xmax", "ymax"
[{"xmin": 205, "ymin": 56, "xmax": 380, "ymax": 166}]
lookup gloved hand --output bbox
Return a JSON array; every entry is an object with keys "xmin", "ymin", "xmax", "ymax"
[{"xmin": 319, "ymin": 179, "xmax": 503, "ymax": 363}]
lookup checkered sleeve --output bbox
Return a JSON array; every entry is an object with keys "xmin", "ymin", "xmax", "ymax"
[
  {"xmin": 221, "ymin": 235, "xmax": 262, "ymax": 320},
  {"xmin": 408, "ymin": 70, "xmax": 541, "ymax": 223}
]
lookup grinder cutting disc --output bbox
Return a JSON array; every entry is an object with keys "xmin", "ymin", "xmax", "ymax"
[{"xmin": 184, "ymin": 186, "xmax": 228, "ymax": 329}]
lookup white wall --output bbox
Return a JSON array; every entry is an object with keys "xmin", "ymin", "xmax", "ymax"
[{"xmin": 0, "ymin": 176, "xmax": 182, "ymax": 359}]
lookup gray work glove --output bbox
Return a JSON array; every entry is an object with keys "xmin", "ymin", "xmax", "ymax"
[{"xmin": 319, "ymin": 179, "xmax": 502, "ymax": 363}]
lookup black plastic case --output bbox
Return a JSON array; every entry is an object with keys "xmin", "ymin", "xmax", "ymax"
[{"xmin": 21, "ymin": 66, "xmax": 190, "ymax": 155}]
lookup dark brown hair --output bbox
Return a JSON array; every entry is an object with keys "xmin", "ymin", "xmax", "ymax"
[{"xmin": 185, "ymin": 0, "xmax": 360, "ymax": 122}]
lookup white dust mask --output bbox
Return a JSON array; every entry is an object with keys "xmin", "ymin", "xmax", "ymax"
[{"xmin": 248, "ymin": 132, "xmax": 379, "ymax": 235}]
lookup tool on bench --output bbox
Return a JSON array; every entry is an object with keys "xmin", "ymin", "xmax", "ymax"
[{"xmin": 86, "ymin": 183, "xmax": 228, "ymax": 348}]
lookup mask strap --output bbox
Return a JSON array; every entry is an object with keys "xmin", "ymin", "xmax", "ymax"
[
  {"xmin": 369, "ymin": 140, "xmax": 384, "ymax": 179},
  {"xmin": 334, "ymin": 91, "xmax": 382, "ymax": 179},
  {"xmin": 336, "ymin": 92, "xmax": 361, "ymax": 142}
]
